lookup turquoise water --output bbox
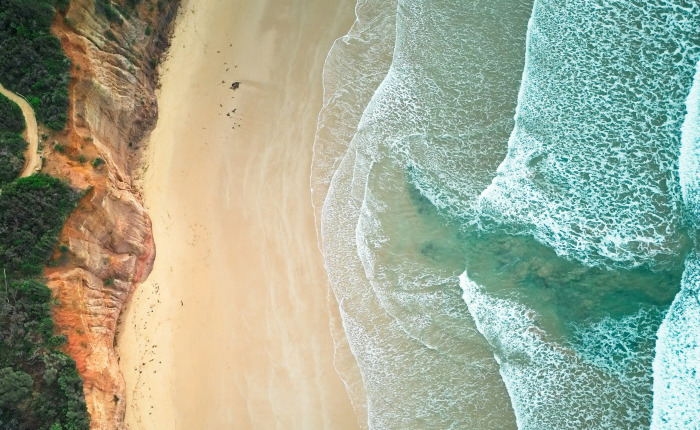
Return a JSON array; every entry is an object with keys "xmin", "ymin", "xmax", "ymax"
[
  {"xmin": 312, "ymin": 0, "xmax": 700, "ymax": 428},
  {"xmin": 652, "ymin": 61, "xmax": 700, "ymax": 429}
]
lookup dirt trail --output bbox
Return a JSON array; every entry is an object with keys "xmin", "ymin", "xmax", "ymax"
[{"xmin": 0, "ymin": 82, "xmax": 40, "ymax": 178}]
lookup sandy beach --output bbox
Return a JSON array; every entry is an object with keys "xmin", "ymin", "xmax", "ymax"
[{"xmin": 115, "ymin": 0, "xmax": 359, "ymax": 428}]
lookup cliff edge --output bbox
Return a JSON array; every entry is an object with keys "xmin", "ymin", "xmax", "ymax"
[{"xmin": 39, "ymin": 1, "xmax": 180, "ymax": 428}]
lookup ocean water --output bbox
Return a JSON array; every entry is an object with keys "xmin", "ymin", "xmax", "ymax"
[
  {"xmin": 312, "ymin": 0, "xmax": 700, "ymax": 429},
  {"xmin": 652, "ymin": 60, "xmax": 700, "ymax": 429}
]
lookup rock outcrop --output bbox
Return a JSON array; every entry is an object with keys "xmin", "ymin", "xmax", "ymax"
[{"xmin": 40, "ymin": 1, "xmax": 180, "ymax": 429}]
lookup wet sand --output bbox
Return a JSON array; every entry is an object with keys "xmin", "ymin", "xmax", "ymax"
[{"xmin": 115, "ymin": 0, "xmax": 360, "ymax": 428}]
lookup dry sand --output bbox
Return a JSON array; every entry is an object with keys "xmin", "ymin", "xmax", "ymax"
[{"xmin": 115, "ymin": 0, "xmax": 360, "ymax": 428}]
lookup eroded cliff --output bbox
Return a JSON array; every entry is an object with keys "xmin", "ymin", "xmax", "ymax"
[{"xmin": 39, "ymin": 1, "xmax": 179, "ymax": 428}]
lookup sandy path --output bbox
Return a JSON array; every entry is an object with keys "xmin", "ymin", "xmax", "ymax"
[
  {"xmin": 0, "ymin": 82, "xmax": 40, "ymax": 178},
  {"xmin": 116, "ymin": 0, "xmax": 360, "ymax": 428}
]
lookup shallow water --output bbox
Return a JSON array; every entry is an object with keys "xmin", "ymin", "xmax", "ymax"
[{"xmin": 313, "ymin": 0, "xmax": 700, "ymax": 428}]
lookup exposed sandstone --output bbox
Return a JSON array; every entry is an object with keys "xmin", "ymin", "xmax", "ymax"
[{"xmin": 39, "ymin": 1, "xmax": 180, "ymax": 429}]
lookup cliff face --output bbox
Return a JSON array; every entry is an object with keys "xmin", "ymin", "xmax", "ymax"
[{"xmin": 40, "ymin": 1, "xmax": 179, "ymax": 429}]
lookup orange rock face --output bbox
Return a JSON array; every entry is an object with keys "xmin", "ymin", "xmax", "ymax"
[{"xmin": 40, "ymin": 1, "xmax": 179, "ymax": 429}]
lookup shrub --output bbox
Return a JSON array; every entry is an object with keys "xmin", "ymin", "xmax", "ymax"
[
  {"xmin": 0, "ymin": 367, "xmax": 33, "ymax": 409},
  {"xmin": 0, "ymin": 93, "xmax": 25, "ymax": 133},
  {"xmin": 0, "ymin": 94, "xmax": 27, "ymax": 186},
  {"xmin": 0, "ymin": 131, "xmax": 27, "ymax": 187},
  {"xmin": 105, "ymin": 29, "xmax": 117, "ymax": 42},
  {"xmin": 0, "ymin": 4, "xmax": 95, "ymax": 428},
  {"xmin": 0, "ymin": 0, "xmax": 71, "ymax": 129},
  {"xmin": 0, "ymin": 174, "xmax": 79, "ymax": 277},
  {"xmin": 55, "ymin": 0, "xmax": 69, "ymax": 12},
  {"xmin": 95, "ymin": 0, "xmax": 123, "ymax": 24},
  {"xmin": 0, "ymin": 281, "xmax": 90, "ymax": 429}
]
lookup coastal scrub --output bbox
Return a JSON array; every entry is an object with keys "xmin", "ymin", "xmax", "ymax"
[{"xmin": 0, "ymin": 0, "xmax": 71, "ymax": 129}]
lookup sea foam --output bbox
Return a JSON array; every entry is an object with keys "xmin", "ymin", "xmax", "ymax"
[
  {"xmin": 478, "ymin": 0, "xmax": 700, "ymax": 269},
  {"xmin": 651, "ymin": 61, "xmax": 700, "ymax": 429},
  {"xmin": 314, "ymin": 0, "xmax": 700, "ymax": 427},
  {"xmin": 463, "ymin": 0, "xmax": 700, "ymax": 427},
  {"xmin": 461, "ymin": 271, "xmax": 665, "ymax": 429},
  {"xmin": 314, "ymin": 0, "xmax": 533, "ymax": 427},
  {"xmin": 312, "ymin": 0, "xmax": 398, "ymax": 424}
]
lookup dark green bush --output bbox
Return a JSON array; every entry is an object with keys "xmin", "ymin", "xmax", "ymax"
[
  {"xmin": 114, "ymin": 3, "xmax": 131, "ymax": 21},
  {"xmin": 105, "ymin": 29, "xmax": 117, "ymax": 42},
  {"xmin": 95, "ymin": 0, "xmax": 123, "ymax": 24},
  {"xmin": 0, "ymin": 176, "xmax": 89, "ymax": 429},
  {"xmin": 55, "ymin": 0, "xmax": 69, "ymax": 12},
  {"xmin": 0, "ymin": 281, "xmax": 90, "ymax": 430},
  {"xmin": 0, "ymin": 93, "xmax": 27, "ymax": 186},
  {"xmin": 0, "ymin": 367, "xmax": 33, "ymax": 409},
  {"xmin": 0, "ymin": 174, "xmax": 79, "ymax": 277},
  {"xmin": 0, "ymin": 94, "xmax": 25, "ymax": 133},
  {"xmin": 0, "ymin": 132, "xmax": 27, "ymax": 186},
  {"xmin": 0, "ymin": 0, "xmax": 71, "ymax": 130},
  {"xmin": 0, "ymin": 2, "xmax": 90, "ymax": 428}
]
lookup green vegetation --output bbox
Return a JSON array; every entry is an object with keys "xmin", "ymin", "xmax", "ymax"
[
  {"xmin": 0, "ymin": 132, "xmax": 27, "ymax": 186},
  {"xmin": 95, "ymin": 0, "xmax": 123, "ymax": 24},
  {"xmin": 0, "ymin": 93, "xmax": 27, "ymax": 186},
  {"xmin": 0, "ymin": 174, "xmax": 88, "ymax": 429},
  {"xmin": 0, "ymin": 281, "xmax": 90, "ymax": 430},
  {"xmin": 0, "ymin": 94, "xmax": 25, "ymax": 133},
  {"xmin": 114, "ymin": 5, "xmax": 129, "ymax": 21},
  {"xmin": 92, "ymin": 157, "xmax": 104, "ymax": 168},
  {"xmin": 55, "ymin": 0, "xmax": 69, "ymax": 13},
  {"xmin": 0, "ymin": 0, "xmax": 71, "ymax": 130},
  {"xmin": 105, "ymin": 29, "xmax": 117, "ymax": 42},
  {"xmin": 0, "ymin": 175, "xmax": 79, "ymax": 277},
  {"xmin": 0, "ymin": 3, "xmax": 91, "ymax": 428}
]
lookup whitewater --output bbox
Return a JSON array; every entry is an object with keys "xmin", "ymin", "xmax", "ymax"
[{"xmin": 312, "ymin": 0, "xmax": 700, "ymax": 428}]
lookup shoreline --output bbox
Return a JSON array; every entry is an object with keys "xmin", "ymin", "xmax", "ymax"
[{"xmin": 115, "ymin": 0, "xmax": 360, "ymax": 428}]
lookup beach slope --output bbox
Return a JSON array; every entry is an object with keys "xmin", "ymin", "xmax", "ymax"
[{"xmin": 116, "ymin": 0, "xmax": 359, "ymax": 428}]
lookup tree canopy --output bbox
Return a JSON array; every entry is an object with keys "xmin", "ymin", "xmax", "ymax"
[
  {"xmin": 0, "ymin": 0, "xmax": 71, "ymax": 130},
  {"xmin": 0, "ymin": 174, "xmax": 89, "ymax": 429},
  {"xmin": 0, "ymin": 93, "xmax": 27, "ymax": 186}
]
